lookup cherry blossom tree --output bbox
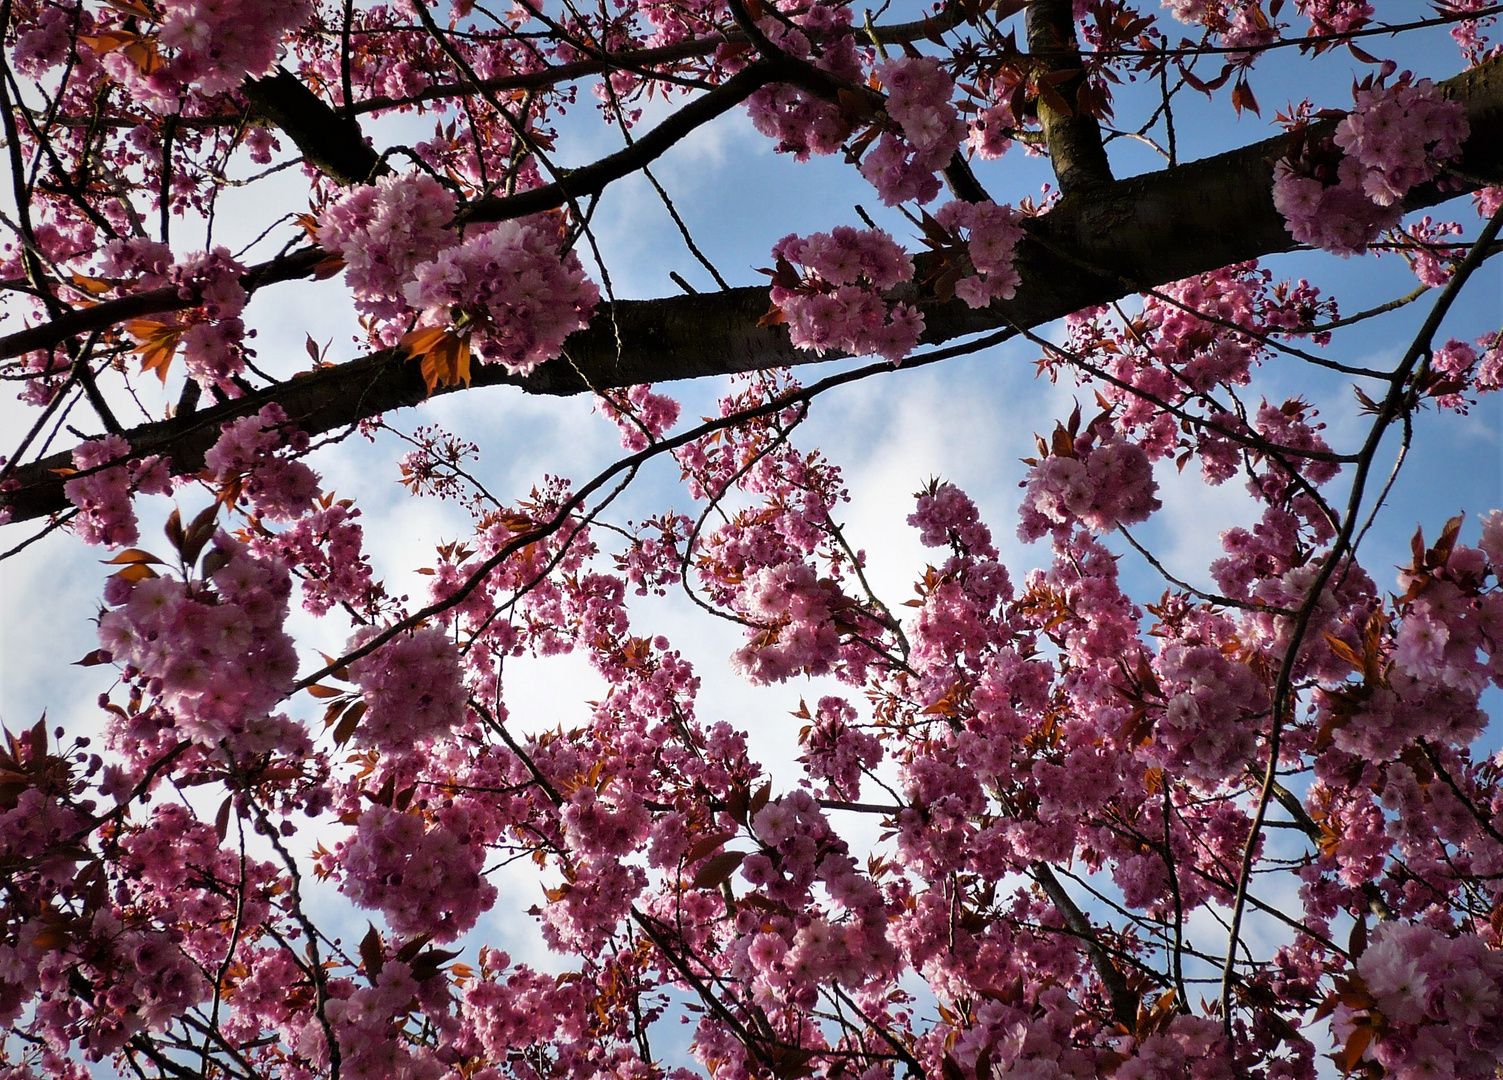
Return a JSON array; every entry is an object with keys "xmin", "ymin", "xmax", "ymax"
[{"xmin": 3, "ymin": 1, "xmax": 1503, "ymax": 1079}]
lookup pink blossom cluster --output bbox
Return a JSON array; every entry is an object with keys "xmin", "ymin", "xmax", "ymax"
[
  {"xmin": 104, "ymin": 243, "xmax": 252, "ymax": 392},
  {"xmin": 171, "ymin": 248, "xmax": 250, "ymax": 389},
  {"xmin": 731, "ymin": 561, "xmax": 849, "ymax": 683},
  {"xmin": 615, "ymin": 513, "xmax": 691, "ymax": 596},
  {"xmin": 109, "ymin": 930, "xmax": 210, "ymax": 1037},
  {"xmin": 64, "ymin": 435, "xmax": 171, "ymax": 547},
  {"xmin": 1069, "ymin": 266, "xmax": 1339, "ymax": 474},
  {"xmin": 318, "ymin": 173, "xmax": 459, "ymax": 325},
  {"xmin": 1152, "ymin": 640, "xmax": 1267, "ymax": 784},
  {"xmin": 966, "ymin": 101, "xmax": 1017, "ymax": 161},
  {"xmin": 319, "ymin": 959, "xmax": 447, "ymax": 1080},
  {"xmin": 596, "ymin": 384, "xmax": 682, "ymax": 450},
  {"xmin": 1402, "ymin": 215, "xmax": 1464, "ymax": 287},
  {"xmin": 403, "ymin": 221, "xmax": 600, "ymax": 375},
  {"xmin": 99, "ymin": 236, "xmax": 175, "ymax": 282},
  {"xmin": 1342, "ymin": 923, "xmax": 1503, "ymax": 1078},
  {"xmin": 1447, "ymin": 0, "xmax": 1498, "ymax": 62},
  {"xmin": 95, "ymin": 0, "xmax": 313, "ymax": 111},
  {"xmin": 256, "ymin": 502, "xmax": 377, "ymax": 615},
  {"xmin": 1160, "ymin": 0, "xmax": 1280, "ymax": 49},
  {"xmin": 96, "ymin": 535, "xmax": 299, "ymax": 747},
  {"xmin": 459, "ymin": 959, "xmax": 591, "ymax": 1064},
  {"xmin": 1427, "ymin": 332, "xmax": 1503, "ymax": 411},
  {"xmin": 769, "ymin": 226, "xmax": 922, "ymax": 362},
  {"xmin": 909, "ymin": 480, "xmax": 999, "ymax": 554},
  {"xmin": 934, "ymin": 199, "xmax": 1025, "ymax": 307},
  {"xmin": 1335, "ymin": 78, "xmax": 1469, "ymax": 206},
  {"xmin": 1116, "ymin": 1015, "xmax": 1234, "ymax": 1080},
  {"xmin": 861, "ymin": 57, "xmax": 964, "ymax": 206},
  {"xmin": 318, "ymin": 177, "xmax": 598, "ymax": 373},
  {"xmin": 1296, "ymin": 0, "xmax": 1373, "ymax": 34},
  {"xmin": 344, "ymin": 625, "xmax": 468, "ymax": 751},
  {"xmin": 332, "ymin": 802, "xmax": 496, "ymax": 942},
  {"xmin": 1318, "ymin": 518, "xmax": 1503, "ymax": 760},
  {"xmin": 117, "ymin": 802, "xmax": 278, "ymax": 965},
  {"xmin": 12, "ymin": 3, "xmax": 79, "ymax": 78},
  {"xmin": 798, "ymin": 696, "xmax": 882, "ymax": 800},
  {"xmin": 1274, "ymin": 78, "xmax": 1469, "ymax": 255},
  {"xmin": 735, "ymin": 789, "xmax": 895, "ymax": 998},
  {"xmin": 1018, "ymin": 437, "xmax": 1161, "ymax": 539},
  {"xmin": 0, "ymin": 786, "xmax": 88, "ymax": 868},
  {"xmin": 744, "ymin": 4, "xmax": 863, "ymax": 161},
  {"xmin": 204, "ymin": 404, "xmax": 320, "ymax": 521}
]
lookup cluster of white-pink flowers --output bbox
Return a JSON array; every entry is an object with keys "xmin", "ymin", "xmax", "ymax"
[
  {"xmin": 319, "ymin": 173, "xmax": 600, "ymax": 375},
  {"xmin": 1296, "ymin": 0, "xmax": 1374, "ymax": 33},
  {"xmin": 95, "ymin": 0, "xmax": 312, "ymax": 112},
  {"xmin": 344, "ymin": 625, "xmax": 467, "ymax": 751},
  {"xmin": 1336, "ymin": 78, "xmax": 1470, "ymax": 206},
  {"xmin": 331, "ymin": 802, "xmax": 497, "ymax": 942},
  {"xmin": 1018, "ymin": 436, "xmax": 1161, "ymax": 540},
  {"xmin": 731, "ymin": 561, "xmax": 848, "ymax": 684},
  {"xmin": 1340, "ymin": 923, "xmax": 1503, "ymax": 1079},
  {"xmin": 96, "ymin": 536, "xmax": 299, "ymax": 748},
  {"xmin": 1274, "ymin": 77, "xmax": 1469, "ymax": 255},
  {"xmin": 203, "ymin": 404, "xmax": 320, "ymax": 522},
  {"xmin": 171, "ymin": 248, "xmax": 251, "ymax": 389},
  {"xmin": 745, "ymin": 3, "xmax": 863, "ymax": 161},
  {"xmin": 934, "ymin": 199, "xmax": 1026, "ymax": 307},
  {"xmin": 402, "ymin": 222, "xmax": 600, "ymax": 375},
  {"xmin": 798, "ymin": 695, "xmax": 883, "ymax": 800},
  {"xmin": 101, "ymin": 240, "xmax": 252, "ymax": 393},
  {"xmin": 861, "ymin": 56, "xmax": 964, "ymax": 206},
  {"xmin": 595, "ymin": 384, "xmax": 682, "ymax": 451},
  {"xmin": 1160, "ymin": 0, "xmax": 1278, "ymax": 49},
  {"xmin": 64, "ymin": 435, "xmax": 171, "ymax": 547},
  {"xmin": 317, "ymin": 173, "xmax": 458, "ymax": 325},
  {"xmin": 1152, "ymin": 640, "xmax": 1268, "ymax": 785},
  {"xmin": 769, "ymin": 225, "xmax": 922, "ymax": 362}
]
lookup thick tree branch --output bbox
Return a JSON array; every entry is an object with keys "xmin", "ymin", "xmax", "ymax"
[
  {"xmin": 3, "ymin": 57, "xmax": 1501, "ymax": 527},
  {"xmin": 241, "ymin": 69, "xmax": 384, "ymax": 185},
  {"xmin": 0, "ymin": 248, "xmax": 328, "ymax": 362},
  {"xmin": 1026, "ymin": 0, "xmax": 1114, "ymax": 193}
]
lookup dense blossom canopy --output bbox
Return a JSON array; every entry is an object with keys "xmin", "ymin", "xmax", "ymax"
[{"xmin": 2, "ymin": 2, "xmax": 1503, "ymax": 1080}]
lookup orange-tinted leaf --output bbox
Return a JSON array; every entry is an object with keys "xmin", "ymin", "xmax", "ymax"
[
  {"xmin": 401, "ymin": 328, "xmax": 472, "ymax": 393},
  {"xmin": 758, "ymin": 304, "xmax": 787, "ymax": 328},
  {"xmin": 113, "ymin": 562, "xmax": 159, "ymax": 583},
  {"xmin": 127, "ymin": 320, "xmax": 186, "ymax": 383},
  {"xmin": 360, "ymin": 924, "xmax": 385, "ymax": 979},
  {"xmin": 214, "ymin": 795, "xmax": 233, "ymax": 842},
  {"xmin": 102, "ymin": 548, "xmax": 166, "ymax": 566},
  {"xmin": 70, "ymin": 273, "xmax": 113, "ymax": 296},
  {"xmin": 748, "ymin": 781, "xmax": 772, "ymax": 817},
  {"xmin": 1323, "ymin": 633, "xmax": 1365, "ymax": 672},
  {"xmin": 1338, "ymin": 1021, "xmax": 1375, "ymax": 1072},
  {"xmin": 690, "ymin": 850, "xmax": 745, "ymax": 889},
  {"xmin": 685, "ymin": 829, "xmax": 739, "ymax": 864},
  {"xmin": 312, "ymin": 253, "xmax": 347, "ymax": 280},
  {"xmin": 78, "ymin": 29, "xmax": 142, "ymax": 54},
  {"xmin": 99, "ymin": 0, "xmax": 155, "ymax": 16},
  {"xmin": 333, "ymin": 700, "xmax": 367, "ymax": 746}
]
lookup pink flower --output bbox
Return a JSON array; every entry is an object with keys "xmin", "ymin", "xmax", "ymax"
[{"xmin": 403, "ymin": 221, "xmax": 599, "ymax": 375}]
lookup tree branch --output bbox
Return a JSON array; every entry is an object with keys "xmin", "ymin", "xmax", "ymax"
[
  {"xmin": 3, "ymin": 57, "xmax": 1501, "ymax": 527},
  {"xmin": 1026, "ymin": 0, "xmax": 1114, "ymax": 193}
]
